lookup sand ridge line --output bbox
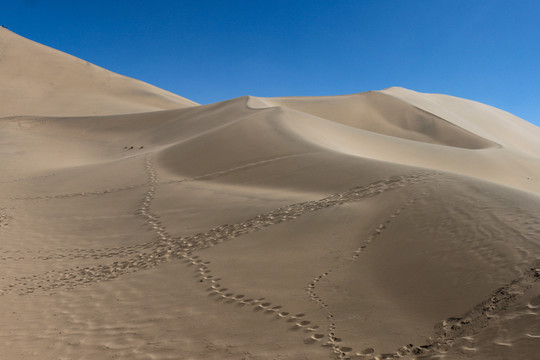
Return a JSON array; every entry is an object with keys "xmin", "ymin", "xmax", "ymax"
[
  {"xmin": 0, "ymin": 159, "xmax": 437, "ymax": 295},
  {"xmin": 304, "ymin": 196, "xmax": 425, "ymax": 359}
]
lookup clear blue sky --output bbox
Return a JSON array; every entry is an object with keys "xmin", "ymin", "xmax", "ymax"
[{"xmin": 3, "ymin": 0, "xmax": 540, "ymax": 125}]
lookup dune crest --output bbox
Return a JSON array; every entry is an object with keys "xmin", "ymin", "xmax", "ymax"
[
  {"xmin": 382, "ymin": 87, "xmax": 540, "ymax": 157},
  {"xmin": 247, "ymin": 92, "xmax": 497, "ymax": 150}
]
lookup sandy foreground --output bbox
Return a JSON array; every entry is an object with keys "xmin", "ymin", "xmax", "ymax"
[{"xmin": 1, "ymin": 28, "xmax": 540, "ymax": 360}]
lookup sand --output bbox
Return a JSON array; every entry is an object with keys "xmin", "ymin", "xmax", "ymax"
[{"xmin": 1, "ymin": 28, "xmax": 539, "ymax": 359}]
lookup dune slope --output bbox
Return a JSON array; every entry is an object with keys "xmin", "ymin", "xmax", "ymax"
[
  {"xmin": 0, "ymin": 28, "xmax": 197, "ymax": 117},
  {"xmin": 1, "ymin": 31, "xmax": 539, "ymax": 360}
]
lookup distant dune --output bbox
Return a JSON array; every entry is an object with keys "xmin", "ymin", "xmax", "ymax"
[{"xmin": 1, "ymin": 28, "xmax": 539, "ymax": 360}]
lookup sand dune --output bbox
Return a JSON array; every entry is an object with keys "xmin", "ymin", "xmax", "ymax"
[
  {"xmin": 0, "ymin": 28, "xmax": 197, "ymax": 117},
  {"xmin": 1, "ymin": 30, "xmax": 539, "ymax": 360}
]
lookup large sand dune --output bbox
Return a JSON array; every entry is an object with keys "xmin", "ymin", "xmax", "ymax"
[
  {"xmin": 0, "ymin": 29, "xmax": 197, "ymax": 117},
  {"xmin": 1, "ymin": 28, "xmax": 539, "ymax": 359}
]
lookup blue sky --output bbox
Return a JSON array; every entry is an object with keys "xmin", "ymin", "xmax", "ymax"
[{"xmin": 3, "ymin": 1, "xmax": 540, "ymax": 125}]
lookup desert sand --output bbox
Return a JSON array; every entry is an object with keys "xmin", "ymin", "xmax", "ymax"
[{"xmin": 1, "ymin": 28, "xmax": 539, "ymax": 360}]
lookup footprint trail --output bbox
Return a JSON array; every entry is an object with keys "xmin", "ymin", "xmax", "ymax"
[
  {"xmin": 9, "ymin": 156, "xmax": 532, "ymax": 358},
  {"xmin": 305, "ymin": 196, "xmax": 424, "ymax": 359}
]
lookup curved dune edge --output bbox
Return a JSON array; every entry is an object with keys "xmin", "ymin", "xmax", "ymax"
[
  {"xmin": 381, "ymin": 87, "xmax": 540, "ymax": 157},
  {"xmin": 246, "ymin": 92, "xmax": 498, "ymax": 150}
]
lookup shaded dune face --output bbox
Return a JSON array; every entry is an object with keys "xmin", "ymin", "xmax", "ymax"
[
  {"xmin": 250, "ymin": 92, "xmax": 496, "ymax": 149},
  {"xmin": 382, "ymin": 86, "xmax": 540, "ymax": 158},
  {"xmin": 155, "ymin": 102, "xmax": 322, "ymax": 181}
]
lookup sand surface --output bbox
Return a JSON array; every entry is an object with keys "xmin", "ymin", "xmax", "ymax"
[{"xmin": 1, "ymin": 28, "xmax": 540, "ymax": 359}]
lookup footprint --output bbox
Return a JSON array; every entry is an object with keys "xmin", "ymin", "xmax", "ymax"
[
  {"xmin": 304, "ymin": 334, "xmax": 327, "ymax": 345},
  {"xmin": 360, "ymin": 347, "xmax": 375, "ymax": 355},
  {"xmin": 527, "ymin": 302, "xmax": 540, "ymax": 309}
]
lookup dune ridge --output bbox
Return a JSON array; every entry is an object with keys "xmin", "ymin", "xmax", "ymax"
[{"xmin": 1, "ymin": 29, "xmax": 539, "ymax": 359}]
